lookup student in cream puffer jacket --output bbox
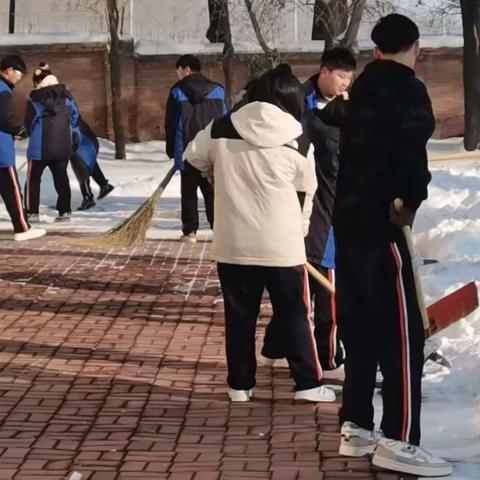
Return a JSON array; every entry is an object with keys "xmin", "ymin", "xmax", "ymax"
[{"xmin": 184, "ymin": 65, "xmax": 335, "ymax": 405}]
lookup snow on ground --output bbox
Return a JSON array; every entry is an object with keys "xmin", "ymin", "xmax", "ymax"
[{"xmin": 1, "ymin": 137, "xmax": 479, "ymax": 478}]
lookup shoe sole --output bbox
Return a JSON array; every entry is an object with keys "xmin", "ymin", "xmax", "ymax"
[
  {"xmin": 294, "ymin": 393, "xmax": 335, "ymax": 402},
  {"xmin": 14, "ymin": 231, "xmax": 46, "ymax": 241},
  {"xmin": 372, "ymin": 454, "xmax": 452, "ymax": 477},
  {"xmin": 339, "ymin": 442, "xmax": 377, "ymax": 457}
]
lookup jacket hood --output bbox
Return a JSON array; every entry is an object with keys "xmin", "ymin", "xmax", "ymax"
[
  {"xmin": 230, "ymin": 101, "xmax": 303, "ymax": 148},
  {"xmin": 30, "ymin": 83, "xmax": 70, "ymax": 115},
  {"xmin": 176, "ymin": 72, "xmax": 219, "ymax": 104}
]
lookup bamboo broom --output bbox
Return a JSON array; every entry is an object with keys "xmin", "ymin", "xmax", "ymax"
[{"xmin": 80, "ymin": 166, "xmax": 176, "ymax": 248}]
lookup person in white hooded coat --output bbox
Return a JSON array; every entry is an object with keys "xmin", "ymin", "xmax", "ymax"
[{"xmin": 184, "ymin": 66, "xmax": 335, "ymax": 403}]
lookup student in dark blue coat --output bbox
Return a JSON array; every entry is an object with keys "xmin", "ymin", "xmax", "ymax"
[
  {"xmin": 70, "ymin": 117, "xmax": 114, "ymax": 210},
  {"xmin": 0, "ymin": 55, "xmax": 46, "ymax": 240},
  {"xmin": 24, "ymin": 63, "xmax": 80, "ymax": 222},
  {"xmin": 165, "ymin": 54, "xmax": 227, "ymax": 243}
]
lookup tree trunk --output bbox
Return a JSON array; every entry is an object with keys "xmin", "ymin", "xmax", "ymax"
[
  {"xmin": 460, "ymin": 0, "xmax": 480, "ymax": 151},
  {"xmin": 206, "ymin": 0, "xmax": 235, "ymax": 106},
  {"xmin": 9, "ymin": 0, "xmax": 15, "ymax": 34},
  {"xmin": 221, "ymin": 1, "xmax": 235, "ymax": 107},
  {"xmin": 339, "ymin": 0, "xmax": 367, "ymax": 51},
  {"xmin": 312, "ymin": 0, "xmax": 348, "ymax": 49},
  {"xmin": 106, "ymin": 0, "xmax": 127, "ymax": 160},
  {"xmin": 244, "ymin": 0, "xmax": 279, "ymax": 68}
]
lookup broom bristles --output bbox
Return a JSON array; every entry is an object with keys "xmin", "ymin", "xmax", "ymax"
[{"xmin": 75, "ymin": 166, "xmax": 176, "ymax": 249}]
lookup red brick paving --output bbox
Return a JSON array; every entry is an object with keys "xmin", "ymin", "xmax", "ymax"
[{"xmin": 0, "ymin": 234, "xmax": 417, "ymax": 480}]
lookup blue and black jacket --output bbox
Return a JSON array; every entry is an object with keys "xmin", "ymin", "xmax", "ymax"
[
  {"xmin": 165, "ymin": 73, "xmax": 227, "ymax": 170},
  {"xmin": 25, "ymin": 84, "xmax": 80, "ymax": 162},
  {"xmin": 0, "ymin": 77, "xmax": 25, "ymax": 168},
  {"xmin": 74, "ymin": 117, "xmax": 99, "ymax": 172},
  {"xmin": 302, "ymin": 74, "xmax": 339, "ymax": 270}
]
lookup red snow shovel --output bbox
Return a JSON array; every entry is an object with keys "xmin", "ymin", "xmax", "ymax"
[{"xmin": 394, "ymin": 199, "xmax": 479, "ymax": 337}]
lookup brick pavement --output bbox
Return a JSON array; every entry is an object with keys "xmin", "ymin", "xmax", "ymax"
[{"xmin": 0, "ymin": 234, "xmax": 418, "ymax": 480}]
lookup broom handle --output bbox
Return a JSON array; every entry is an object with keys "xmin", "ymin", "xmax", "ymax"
[
  {"xmin": 429, "ymin": 150, "xmax": 480, "ymax": 162},
  {"xmin": 159, "ymin": 166, "xmax": 176, "ymax": 190},
  {"xmin": 306, "ymin": 262, "xmax": 335, "ymax": 295}
]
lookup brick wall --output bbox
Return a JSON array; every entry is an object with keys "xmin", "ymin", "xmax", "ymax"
[{"xmin": 0, "ymin": 43, "xmax": 465, "ymax": 141}]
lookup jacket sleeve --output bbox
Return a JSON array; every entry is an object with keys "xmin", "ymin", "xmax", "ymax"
[
  {"xmin": 293, "ymin": 154, "xmax": 318, "ymax": 236},
  {"xmin": 0, "ymin": 91, "xmax": 25, "ymax": 136},
  {"xmin": 306, "ymin": 109, "xmax": 340, "ymax": 174},
  {"xmin": 24, "ymin": 99, "xmax": 35, "ymax": 136},
  {"xmin": 317, "ymin": 96, "xmax": 348, "ymax": 128},
  {"xmin": 392, "ymin": 81, "xmax": 435, "ymax": 211},
  {"xmin": 183, "ymin": 121, "xmax": 214, "ymax": 178},
  {"xmin": 165, "ymin": 90, "xmax": 180, "ymax": 159}
]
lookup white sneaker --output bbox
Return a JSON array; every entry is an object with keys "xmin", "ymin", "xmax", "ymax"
[
  {"xmin": 180, "ymin": 233, "xmax": 196, "ymax": 243},
  {"xmin": 55, "ymin": 212, "xmax": 71, "ymax": 222},
  {"xmin": 294, "ymin": 385, "xmax": 336, "ymax": 402},
  {"xmin": 257, "ymin": 354, "xmax": 288, "ymax": 368},
  {"xmin": 14, "ymin": 227, "xmax": 46, "ymax": 241},
  {"xmin": 27, "ymin": 213, "xmax": 40, "ymax": 223},
  {"xmin": 323, "ymin": 365, "xmax": 345, "ymax": 381},
  {"xmin": 228, "ymin": 388, "xmax": 252, "ymax": 402},
  {"xmin": 339, "ymin": 421, "xmax": 380, "ymax": 457},
  {"xmin": 372, "ymin": 438, "xmax": 452, "ymax": 477}
]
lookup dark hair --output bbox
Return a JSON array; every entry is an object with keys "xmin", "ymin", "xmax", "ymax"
[
  {"xmin": 371, "ymin": 14, "xmax": 420, "ymax": 54},
  {"xmin": 321, "ymin": 48, "xmax": 356, "ymax": 71},
  {"xmin": 249, "ymin": 64, "xmax": 304, "ymax": 121},
  {"xmin": 176, "ymin": 54, "xmax": 201, "ymax": 72},
  {"xmin": 1, "ymin": 54, "xmax": 27, "ymax": 74}
]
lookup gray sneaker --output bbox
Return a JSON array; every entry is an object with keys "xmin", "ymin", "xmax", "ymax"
[
  {"xmin": 339, "ymin": 421, "xmax": 380, "ymax": 457},
  {"xmin": 372, "ymin": 438, "xmax": 452, "ymax": 477},
  {"xmin": 27, "ymin": 213, "xmax": 40, "ymax": 224},
  {"xmin": 55, "ymin": 212, "xmax": 71, "ymax": 222}
]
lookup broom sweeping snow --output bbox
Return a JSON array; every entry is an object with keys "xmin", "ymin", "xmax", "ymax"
[{"xmin": 81, "ymin": 166, "xmax": 176, "ymax": 248}]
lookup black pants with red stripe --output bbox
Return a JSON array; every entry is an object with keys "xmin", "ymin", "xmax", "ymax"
[
  {"xmin": 336, "ymin": 227, "xmax": 424, "ymax": 446},
  {"xmin": 25, "ymin": 159, "xmax": 71, "ymax": 215},
  {"xmin": 217, "ymin": 263, "xmax": 323, "ymax": 391},
  {"xmin": 261, "ymin": 265, "xmax": 344, "ymax": 371},
  {"xmin": 0, "ymin": 166, "xmax": 30, "ymax": 233}
]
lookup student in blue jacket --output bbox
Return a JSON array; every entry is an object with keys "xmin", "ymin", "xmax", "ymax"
[
  {"xmin": 165, "ymin": 54, "xmax": 227, "ymax": 243},
  {"xmin": 70, "ymin": 117, "xmax": 114, "ymax": 210},
  {"xmin": 24, "ymin": 63, "xmax": 80, "ymax": 222},
  {"xmin": 0, "ymin": 55, "xmax": 46, "ymax": 241}
]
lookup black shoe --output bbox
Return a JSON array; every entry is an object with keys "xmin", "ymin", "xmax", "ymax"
[
  {"xmin": 77, "ymin": 197, "xmax": 96, "ymax": 211},
  {"xmin": 98, "ymin": 184, "xmax": 114, "ymax": 200}
]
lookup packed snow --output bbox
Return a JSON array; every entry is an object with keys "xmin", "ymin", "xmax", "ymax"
[{"xmin": 1, "ymin": 137, "xmax": 479, "ymax": 478}]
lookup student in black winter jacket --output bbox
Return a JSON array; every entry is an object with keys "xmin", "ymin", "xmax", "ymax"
[
  {"xmin": 24, "ymin": 63, "xmax": 80, "ymax": 222},
  {"xmin": 165, "ymin": 54, "xmax": 227, "ymax": 243},
  {"xmin": 334, "ymin": 15, "xmax": 451, "ymax": 478}
]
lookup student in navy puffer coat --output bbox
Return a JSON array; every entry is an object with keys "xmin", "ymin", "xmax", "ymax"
[{"xmin": 24, "ymin": 63, "xmax": 80, "ymax": 222}]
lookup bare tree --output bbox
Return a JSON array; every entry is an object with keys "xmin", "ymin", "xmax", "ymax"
[
  {"xmin": 207, "ymin": 0, "xmax": 235, "ymax": 106},
  {"xmin": 106, "ymin": 0, "xmax": 126, "ymax": 159},
  {"xmin": 460, "ymin": 0, "xmax": 480, "ymax": 150},
  {"xmin": 311, "ymin": 0, "xmax": 369, "ymax": 51},
  {"xmin": 243, "ymin": 0, "xmax": 281, "ymax": 68},
  {"xmin": 60, "ymin": 0, "xmax": 127, "ymax": 159}
]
